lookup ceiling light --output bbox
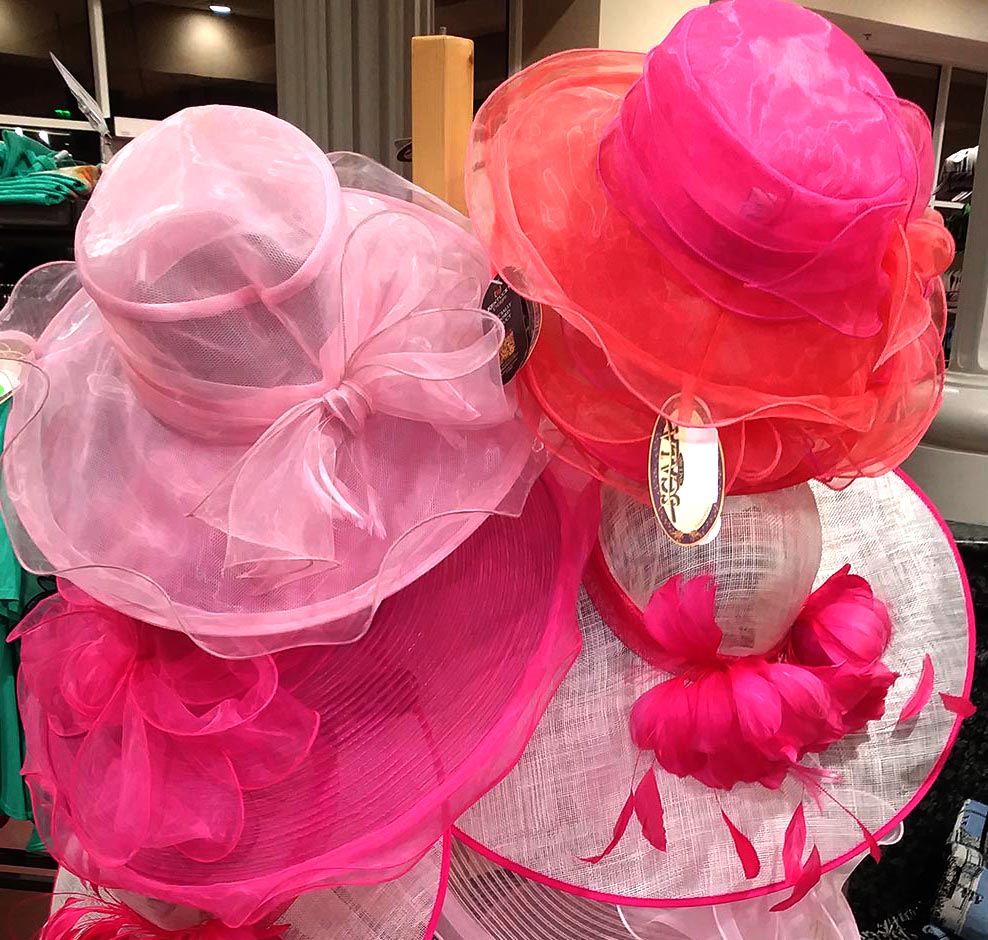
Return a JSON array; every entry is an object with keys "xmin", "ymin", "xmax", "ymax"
[{"xmin": 209, "ymin": 4, "xmax": 232, "ymax": 14}]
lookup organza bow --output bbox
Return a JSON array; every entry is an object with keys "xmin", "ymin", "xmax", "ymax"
[
  {"xmin": 192, "ymin": 210, "xmax": 509, "ymax": 586},
  {"xmin": 13, "ymin": 584, "xmax": 319, "ymax": 867}
]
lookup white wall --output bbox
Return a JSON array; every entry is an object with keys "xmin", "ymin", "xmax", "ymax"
[
  {"xmin": 809, "ymin": 1, "xmax": 988, "ymax": 69},
  {"xmin": 597, "ymin": 0, "xmax": 705, "ymax": 51},
  {"xmin": 810, "ymin": 0, "xmax": 988, "ymax": 44},
  {"xmin": 517, "ymin": 0, "xmax": 988, "ymax": 67}
]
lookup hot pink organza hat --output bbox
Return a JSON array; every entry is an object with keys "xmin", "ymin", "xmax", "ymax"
[
  {"xmin": 467, "ymin": 0, "xmax": 953, "ymax": 498},
  {"xmin": 46, "ymin": 838, "xmax": 449, "ymax": 940},
  {"xmin": 14, "ymin": 471, "xmax": 598, "ymax": 929},
  {"xmin": 0, "ymin": 104, "xmax": 540, "ymax": 654},
  {"xmin": 456, "ymin": 472, "xmax": 974, "ymax": 910}
]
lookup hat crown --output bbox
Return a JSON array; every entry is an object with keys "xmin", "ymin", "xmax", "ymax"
[
  {"xmin": 599, "ymin": 0, "xmax": 934, "ymax": 337},
  {"xmin": 77, "ymin": 106, "xmax": 335, "ymax": 302},
  {"xmin": 599, "ymin": 483, "xmax": 822, "ymax": 656},
  {"xmin": 666, "ymin": 0, "xmax": 905, "ymax": 202},
  {"xmin": 70, "ymin": 105, "xmax": 501, "ymax": 455},
  {"xmin": 74, "ymin": 106, "xmax": 344, "ymax": 437}
]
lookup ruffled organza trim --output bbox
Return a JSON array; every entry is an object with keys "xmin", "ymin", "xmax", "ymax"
[
  {"xmin": 466, "ymin": 35, "xmax": 953, "ymax": 496},
  {"xmin": 0, "ymin": 260, "xmax": 543, "ymax": 655}
]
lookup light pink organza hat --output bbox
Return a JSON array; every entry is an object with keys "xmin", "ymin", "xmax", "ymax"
[
  {"xmin": 456, "ymin": 472, "xmax": 974, "ymax": 911},
  {"xmin": 46, "ymin": 838, "xmax": 449, "ymax": 940},
  {"xmin": 0, "ymin": 105, "xmax": 539, "ymax": 654},
  {"xmin": 14, "ymin": 471, "xmax": 598, "ymax": 929}
]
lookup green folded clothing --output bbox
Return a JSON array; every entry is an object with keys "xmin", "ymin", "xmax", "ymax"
[
  {"xmin": 0, "ymin": 128, "xmax": 76, "ymax": 178},
  {"xmin": 0, "ymin": 128, "xmax": 87, "ymax": 205},
  {"xmin": 0, "ymin": 172, "xmax": 89, "ymax": 205}
]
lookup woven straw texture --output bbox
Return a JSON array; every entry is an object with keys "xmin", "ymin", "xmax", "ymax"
[{"xmin": 458, "ymin": 474, "xmax": 970, "ymax": 903}]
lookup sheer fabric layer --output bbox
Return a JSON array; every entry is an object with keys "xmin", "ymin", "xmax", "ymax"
[
  {"xmin": 17, "ymin": 474, "xmax": 598, "ymax": 926},
  {"xmin": 466, "ymin": 2, "xmax": 952, "ymax": 495}
]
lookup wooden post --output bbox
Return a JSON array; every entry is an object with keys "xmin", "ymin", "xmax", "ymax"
[{"xmin": 410, "ymin": 34, "xmax": 474, "ymax": 214}]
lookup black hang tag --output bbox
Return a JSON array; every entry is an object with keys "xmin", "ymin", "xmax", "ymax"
[{"xmin": 482, "ymin": 275, "xmax": 542, "ymax": 384}]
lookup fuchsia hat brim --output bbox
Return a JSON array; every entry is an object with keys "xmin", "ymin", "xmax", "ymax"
[{"xmin": 16, "ymin": 473, "xmax": 598, "ymax": 927}]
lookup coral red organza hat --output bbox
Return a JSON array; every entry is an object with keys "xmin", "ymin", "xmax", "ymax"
[
  {"xmin": 467, "ymin": 0, "xmax": 954, "ymax": 497},
  {"xmin": 456, "ymin": 473, "xmax": 973, "ymax": 909},
  {"xmin": 14, "ymin": 471, "xmax": 597, "ymax": 929},
  {"xmin": 0, "ymin": 104, "xmax": 540, "ymax": 654},
  {"xmin": 47, "ymin": 838, "xmax": 449, "ymax": 940}
]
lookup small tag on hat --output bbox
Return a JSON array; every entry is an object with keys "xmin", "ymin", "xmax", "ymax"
[
  {"xmin": 482, "ymin": 275, "xmax": 542, "ymax": 384},
  {"xmin": 648, "ymin": 399, "xmax": 724, "ymax": 546}
]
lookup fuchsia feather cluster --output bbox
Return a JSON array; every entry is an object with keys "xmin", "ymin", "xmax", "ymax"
[
  {"xmin": 630, "ymin": 567, "xmax": 897, "ymax": 790},
  {"xmin": 40, "ymin": 894, "xmax": 288, "ymax": 940}
]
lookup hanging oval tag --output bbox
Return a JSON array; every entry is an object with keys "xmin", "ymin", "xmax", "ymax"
[
  {"xmin": 648, "ymin": 398, "xmax": 724, "ymax": 546},
  {"xmin": 482, "ymin": 273, "xmax": 542, "ymax": 384}
]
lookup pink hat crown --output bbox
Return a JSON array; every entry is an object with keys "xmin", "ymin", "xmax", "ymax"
[
  {"xmin": 599, "ymin": 0, "xmax": 934, "ymax": 337},
  {"xmin": 73, "ymin": 105, "xmax": 494, "ymax": 444}
]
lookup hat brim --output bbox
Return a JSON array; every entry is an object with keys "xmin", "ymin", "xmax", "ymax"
[
  {"xmin": 50, "ymin": 835, "xmax": 450, "ymax": 938},
  {"xmin": 455, "ymin": 471, "xmax": 973, "ymax": 906},
  {"xmin": 441, "ymin": 837, "xmax": 864, "ymax": 940},
  {"xmin": 18, "ymin": 472, "xmax": 598, "ymax": 925},
  {"xmin": 469, "ymin": 49, "xmax": 947, "ymax": 493},
  {"xmin": 0, "ymin": 260, "xmax": 538, "ymax": 653}
]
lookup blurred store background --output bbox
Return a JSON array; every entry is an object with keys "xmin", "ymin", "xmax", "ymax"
[{"xmin": 1, "ymin": 2, "xmax": 984, "ymax": 349}]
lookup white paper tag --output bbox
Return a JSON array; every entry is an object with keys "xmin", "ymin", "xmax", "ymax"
[{"xmin": 647, "ymin": 399, "xmax": 724, "ymax": 546}]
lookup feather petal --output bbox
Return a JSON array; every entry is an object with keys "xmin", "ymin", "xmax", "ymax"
[
  {"xmin": 634, "ymin": 767, "xmax": 667, "ymax": 852},
  {"xmin": 782, "ymin": 803, "xmax": 807, "ymax": 884},
  {"xmin": 721, "ymin": 810, "xmax": 760, "ymax": 879},
  {"xmin": 897, "ymin": 654, "xmax": 935, "ymax": 724},
  {"xmin": 580, "ymin": 789, "xmax": 634, "ymax": 864},
  {"xmin": 940, "ymin": 692, "xmax": 977, "ymax": 718},
  {"xmin": 770, "ymin": 846, "xmax": 822, "ymax": 912}
]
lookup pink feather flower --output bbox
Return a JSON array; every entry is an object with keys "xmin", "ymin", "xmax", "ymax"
[
  {"xmin": 789, "ymin": 565, "xmax": 892, "ymax": 668},
  {"xmin": 630, "ymin": 568, "xmax": 895, "ymax": 790},
  {"xmin": 630, "ymin": 658, "xmax": 844, "ymax": 790},
  {"xmin": 789, "ymin": 565, "xmax": 897, "ymax": 734}
]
